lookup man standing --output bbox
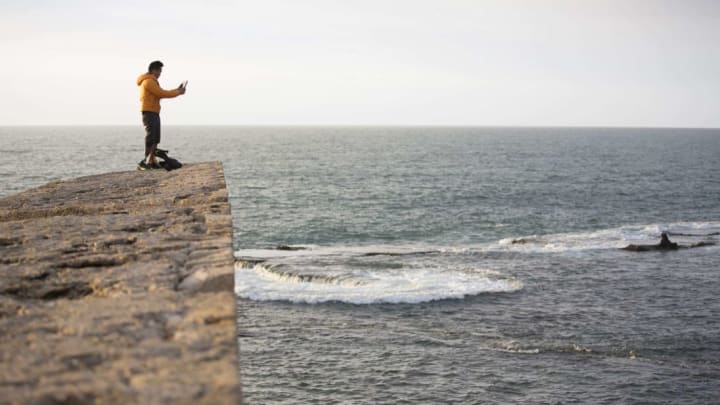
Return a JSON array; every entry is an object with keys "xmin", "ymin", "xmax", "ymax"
[{"xmin": 136, "ymin": 60, "xmax": 186, "ymax": 170}]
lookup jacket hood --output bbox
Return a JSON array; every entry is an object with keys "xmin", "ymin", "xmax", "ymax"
[{"xmin": 136, "ymin": 73, "xmax": 156, "ymax": 86}]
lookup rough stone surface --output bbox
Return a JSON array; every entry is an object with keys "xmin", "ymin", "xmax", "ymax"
[{"xmin": 0, "ymin": 162, "xmax": 240, "ymax": 404}]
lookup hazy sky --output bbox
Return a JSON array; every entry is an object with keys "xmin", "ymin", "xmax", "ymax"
[{"xmin": 1, "ymin": 0, "xmax": 719, "ymax": 127}]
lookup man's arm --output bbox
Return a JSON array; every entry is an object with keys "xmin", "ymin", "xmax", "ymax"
[{"xmin": 144, "ymin": 79, "xmax": 182, "ymax": 98}]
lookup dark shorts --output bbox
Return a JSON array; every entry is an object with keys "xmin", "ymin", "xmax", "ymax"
[{"xmin": 142, "ymin": 111, "xmax": 161, "ymax": 156}]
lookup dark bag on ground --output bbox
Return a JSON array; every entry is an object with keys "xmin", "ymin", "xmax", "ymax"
[{"xmin": 155, "ymin": 149, "xmax": 183, "ymax": 171}]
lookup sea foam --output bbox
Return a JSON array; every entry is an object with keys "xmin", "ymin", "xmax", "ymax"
[{"xmin": 234, "ymin": 253, "xmax": 522, "ymax": 304}]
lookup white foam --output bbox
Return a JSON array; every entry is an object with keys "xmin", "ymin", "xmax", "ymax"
[
  {"xmin": 234, "ymin": 262, "xmax": 522, "ymax": 304},
  {"xmin": 232, "ymin": 221, "xmax": 718, "ymax": 303},
  {"xmin": 488, "ymin": 221, "xmax": 720, "ymax": 253}
]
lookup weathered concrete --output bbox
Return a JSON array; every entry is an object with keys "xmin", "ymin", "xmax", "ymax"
[{"xmin": 0, "ymin": 162, "xmax": 240, "ymax": 404}]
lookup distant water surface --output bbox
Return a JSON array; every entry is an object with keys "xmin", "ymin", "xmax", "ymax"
[{"xmin": 2, "ymin": 126, "xmax": 719, "ymax": 403}]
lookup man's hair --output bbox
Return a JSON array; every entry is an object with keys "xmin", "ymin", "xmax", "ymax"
[{"xmin": 148, "ymin": 61, "xmax": 164, "ymax": 72}]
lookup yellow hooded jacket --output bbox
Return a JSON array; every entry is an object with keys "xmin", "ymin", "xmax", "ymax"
[{"xmin": 136, "ymin": 73, "xmax": 181, "ymax": 113}]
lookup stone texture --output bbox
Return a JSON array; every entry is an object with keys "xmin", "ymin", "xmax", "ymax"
[{"xmin": 0, "ymin": 162, "xmax": 240, "ymax": 404}]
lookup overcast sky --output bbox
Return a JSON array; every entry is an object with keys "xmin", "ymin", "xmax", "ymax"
[{"xmin": 1, "ymin": 0, "xmax": 719, "ymax": 127}]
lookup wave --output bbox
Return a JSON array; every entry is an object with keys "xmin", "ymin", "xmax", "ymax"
[
  {"xmin": 233, "ymin": 221, "xmax": 718, "ymax": 304},
  {"xmin": 238, "ymin": 262, "xmax": 367, "ymax": 287},
  {"xmin": 236, "ymin": 244, "xmax": 441, "ymax": 260},
  {"xmin": 234, "ymin": 259, "xmax": 522, "ymax": 305},
  {"xmin": 492, "ymin": 221, "xmax": 720, "ymax": 253},
  {"xmin": 480, "ymin": 338, "xmax": 639, "ymax": 359}
]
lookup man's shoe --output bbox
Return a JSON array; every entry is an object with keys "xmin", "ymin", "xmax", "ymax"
[{"xmin": 137, "ymin": 161, "xmax": 150, "ymax": 171}]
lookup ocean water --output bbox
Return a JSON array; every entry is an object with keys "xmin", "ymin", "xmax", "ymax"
[{"xmin": 2, "ymin": 126, "xmax": 720, "ymax": 403}]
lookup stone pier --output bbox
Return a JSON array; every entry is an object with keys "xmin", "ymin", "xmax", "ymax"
[{"xmin": 0, "ymin": 162, "xmax": 240, "ymax": 404}]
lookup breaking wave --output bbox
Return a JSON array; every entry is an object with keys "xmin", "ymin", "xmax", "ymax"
[
  {"xmin": 234, "ymin": 246, "xmax": 522, "ymax": 304},
  {"xmin": 233, "ymin": 222, "xmax": 718, "ymax": 304},
  {"xmin": 492, "ymin": 221, "xmax": 720, "ymax": 253}
]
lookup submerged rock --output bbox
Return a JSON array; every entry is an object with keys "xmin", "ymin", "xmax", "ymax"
[
  {"xmin": 276, "ymin": 245, "xmax": 307, "ymax": 251},
  {"xmin": 622, "ymin": 233, "xmax": 716, "ymax": 252}
]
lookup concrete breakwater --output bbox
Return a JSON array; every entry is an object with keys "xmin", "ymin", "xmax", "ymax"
[{"xmin": 0, "ymin": 162, "xmax": 240, "ymax": 404}]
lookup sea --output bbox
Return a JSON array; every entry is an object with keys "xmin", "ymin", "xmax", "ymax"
[{"xmin": 1, "ymin": 126, "xmax": 719, "ymax": 404}]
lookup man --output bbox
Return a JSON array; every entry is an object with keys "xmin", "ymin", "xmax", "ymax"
[{"xmin": 136, "ymin": 60, "xmax": 186, "ymax": 170}]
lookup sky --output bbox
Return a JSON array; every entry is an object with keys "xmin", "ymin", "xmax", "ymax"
[{"xmin": 1, "ymin": 0, "xmax": 719, "ymax": 127}]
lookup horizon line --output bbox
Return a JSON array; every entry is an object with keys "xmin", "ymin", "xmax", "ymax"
[{"xmin": 2, "ymin": 124, "xmax": 720, "ymax": 130}]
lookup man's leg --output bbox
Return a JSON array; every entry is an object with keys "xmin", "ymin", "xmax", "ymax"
[
  {"xmin": 142, "ymin": 112, "xmax": 161, "ymax": 167},
  {"xmin": 146, "ymin": 143, "xmax": 158, "ymax": 165}
]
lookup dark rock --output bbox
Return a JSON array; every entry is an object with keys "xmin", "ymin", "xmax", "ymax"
[{"xmin": 622, "ymin": 232, "xmax": 715, "ymax": 252}]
